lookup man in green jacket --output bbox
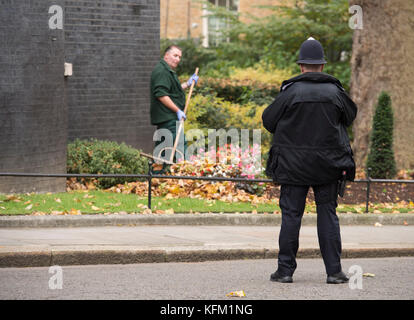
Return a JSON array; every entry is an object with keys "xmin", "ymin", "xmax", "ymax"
[{"xmin": 150, "ymin": 45, "xmax": 198, "ymax": 163}]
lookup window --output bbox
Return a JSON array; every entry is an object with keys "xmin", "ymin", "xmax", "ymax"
[{"xmin": 203, "ymin": 0, "xmax": 239, "ymax": 47}]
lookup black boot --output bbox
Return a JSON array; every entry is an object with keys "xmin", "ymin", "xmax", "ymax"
[
  {"xmin": 270, "ymin": 271, "xmax": 293, "ymax": 283},
  {"xmin": 327, "ymin": 271, "xmax": 349, "ymax": 284}
]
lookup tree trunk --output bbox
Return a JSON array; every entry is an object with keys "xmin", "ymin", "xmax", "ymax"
[{"xmin": 350, "ymin": 0, "xmax": 414, "ymax": 170}]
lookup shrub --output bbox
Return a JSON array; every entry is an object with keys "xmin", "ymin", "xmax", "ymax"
[
  {"xmin": 196, "ymin": 78, "xmax": 279, "ymax": 105},
  {"xmin": 185, "ymin": 94, "xmax": 273, "ymax": 160},
  {"xmin": 229, "ymin": 62, "xmax": 294, "ymax": 86},
  {"xmin": 366, "ymin": 92, "xmax": 397, "ymax": 178},
  {"xmin": 67, "ymin": 138, "xmax": 148, "ymax": 188},
  {"xmin": 185, "ymin": 94, "xmax": 232, "ymax": 132},
  {"xmin": 186, "ymin": 61, "xmax": 288, "ymax": 105}
]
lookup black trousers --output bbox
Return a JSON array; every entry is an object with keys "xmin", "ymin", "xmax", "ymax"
[{"xmin": 277, "ymin": 183, "xmax": 342, "ymax": 276}]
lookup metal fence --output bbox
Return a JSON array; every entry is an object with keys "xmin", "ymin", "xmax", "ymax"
[{"xmin": 1, "ymin": 167, "xmax": 413, "ymax": 213}]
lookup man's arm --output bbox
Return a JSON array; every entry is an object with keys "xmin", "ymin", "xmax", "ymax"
[
  {"xmin": 262, "ymin": 92, "xmax": 288, "ymax": 134},
  {"xmin": 339, "ymin": 91, "xmax": 358, "ymax": 127},
  {"xmin": 158, "ymin": 96, "xmax": 186, "ymax": 120},
  {"xmin": 158, "ymin": 96, "xmax": 180, "ymax": 113}
]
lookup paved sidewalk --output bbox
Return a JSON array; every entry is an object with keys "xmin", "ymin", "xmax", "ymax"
[{"xmin": 0, "ymin": 213, "xmax": 413, "ymax": 267}]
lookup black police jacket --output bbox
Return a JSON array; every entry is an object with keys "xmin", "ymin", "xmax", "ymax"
[{"xmin": 262, "ymin": 72, "xmax": 357, "ymax": 185}]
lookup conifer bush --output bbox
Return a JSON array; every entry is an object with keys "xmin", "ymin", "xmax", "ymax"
[{"xmin": 366, "ymin": 92, "xmax": 397, "ymax": 178}]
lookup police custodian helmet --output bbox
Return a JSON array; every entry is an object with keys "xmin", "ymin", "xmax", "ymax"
[{"xmin": 297, "ymin": 37, "xmax": 327, "ymax": 65}]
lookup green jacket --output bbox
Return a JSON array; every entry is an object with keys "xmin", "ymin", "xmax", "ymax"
[{"xmin": 150, "ymin": 59, "xmax": 186, "ymax": 125}]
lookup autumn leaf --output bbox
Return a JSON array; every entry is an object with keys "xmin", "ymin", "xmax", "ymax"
[
  {"xmin": 5, "ymin": 195, "xmax": 22, "ymax": 202},
  {"xmin": 363, "ymin": 273, "xmax": 375, "ymax": 277},
  {"xmin": 152, "ymin": 163, "xmax": 164, "ymax": 171},
  {"xmin": 33, "ymin": 211, "xmax": 46, "ymax": 215},
  {"xmin": 51, "ymin": 210, "xmax": 65, "ymax": 215},
  {"xmin": 226, "ymin": 290, "xmax": 246, "ymax": 297},
  {"xmin": 70, "ymin": 208, "xmax": 81, "ymax": 215},
  {"xmin": 111, "ymin": 202, "xmax": 121, "ymax": 207},
  {"xmin": 86, "ymin": 182, "xmax": 96, "ymax": 190},
  {"xmin": 167, "ymin": 185, "xmax": 181, "ymax": 194},
  {"xmin": 355, "ymin": 207, "xmax": 363, "ymax": 214}
]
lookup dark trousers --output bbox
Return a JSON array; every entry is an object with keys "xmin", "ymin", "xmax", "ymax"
[
  {"xmin": 154, "ymin": 119, "xmax": 187, "ymax": 162},
  {"xmin": 277, "ymin": 183, "xmax": 342, "ymax": 276}
]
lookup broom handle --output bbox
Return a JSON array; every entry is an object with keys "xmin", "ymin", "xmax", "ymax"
[{"xmin": 169, "ymin": 67, "xmax": 199, "ymax": 163}]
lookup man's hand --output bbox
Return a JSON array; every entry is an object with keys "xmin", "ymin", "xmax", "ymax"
[
  {"xmin": 186, "ymin": 73, "xmax": 199, "ymax": 87},
  {"xmin": 337, "ymin": 170, "xmax": 347, "ymax": 197},
  {"xmin": 176, "ymin": 109, "xmax": 186, "ymax": 121}
]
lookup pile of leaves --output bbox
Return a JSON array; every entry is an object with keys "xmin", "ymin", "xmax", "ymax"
[
  {"xmin": 68, "ymin": 145, "xmax": 273, "ymax": 204},
  {"xmin": 106, "ymin": 178, "xmax": 271, "ymax": 205},
  {"xmin": 66, "ymin": 146, "xmax": 414, "ymax": 208},
  {"xmin": 354, "ymin": 168, "xmax": 414, "ymax": 180}
]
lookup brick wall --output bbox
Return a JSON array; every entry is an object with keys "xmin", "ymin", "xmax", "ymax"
[
  {"xmin": 0, "ymin": 0, "xmax": 67, "ymax": 193},
  {"xmin": 65, "ymin": 0, "xmax": 159, "ymax": 152},
  {"xmin": 0, "ymin": 0, "xmax": 160, "ymax": 193},
  {"xmin": 239, "ymin": 0, "xmax": 280, "ymax": 24},
  {"xmin": 160, "ymin": 0, "xmax": 203, "ymax": 39},
  {"xmin": 160, "ymin": 0, "xmax": 280, "ymax": 41}
]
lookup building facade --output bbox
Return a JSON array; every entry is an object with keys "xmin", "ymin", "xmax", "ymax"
[
  {"xmin": 0, "ymin": 0, "xmax": 159, "ymax": 193},
  {"xmin": 161, "ymin": 0, "xmax": 279, "ymax": 45}
]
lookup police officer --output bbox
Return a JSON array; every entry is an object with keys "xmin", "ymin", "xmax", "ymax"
[{"xmin": 262, "ymin": 37, "xmax": 357, "ymax": 284}]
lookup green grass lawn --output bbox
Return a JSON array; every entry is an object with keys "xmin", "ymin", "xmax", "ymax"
[
  {"xmin": 0, "ymin": 190, "xmax": 278, "ymax": 215},
  {"xmin": 0, "ymin": 190, "xmax": 412, "ymax": 215}
]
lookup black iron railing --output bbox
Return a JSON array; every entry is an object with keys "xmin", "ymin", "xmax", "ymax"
[{"xmin": 1, "ymin": 167, "xmax": 413, "ymax": 213}]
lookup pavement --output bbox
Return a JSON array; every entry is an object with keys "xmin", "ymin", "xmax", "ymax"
[{"xmin": 0, "ymin": 213, "xmax": 414, "ymax": 268}]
